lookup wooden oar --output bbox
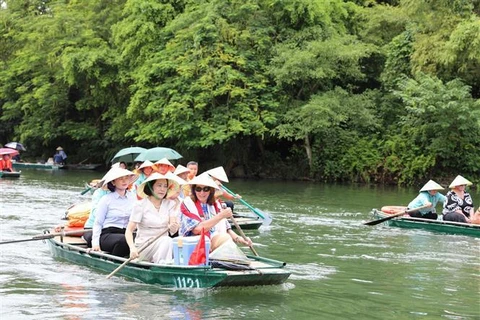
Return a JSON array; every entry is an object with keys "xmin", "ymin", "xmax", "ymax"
[
  {"xmin": 220, "ymin": 185, "xmax": 273, "ymax": 226},
  {"xmin": 106, "ymin": 229, "xmax": 168, "ymax": 279},
  {"xmin": 0, "ymin": 229, "xmax": 92, "ymax": 245},
  {"xmin": 230, "ymin": 216, "xmax": 259, "ymax": 256},
  {"xmin": 364, "ymin": 204, "xmax": 431, "ymax": 226}
]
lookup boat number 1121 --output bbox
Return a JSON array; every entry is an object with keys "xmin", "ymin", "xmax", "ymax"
[{"xmin": 175, "ymin": 276, "xmax": 200, "ymax": 288}]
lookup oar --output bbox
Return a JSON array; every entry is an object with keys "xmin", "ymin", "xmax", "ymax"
[
  {"xmin": 106, "ymin": 229, "xmax": 168, "ymax": 279},
  {"xmin": 220, "ymin": 185, "xmax": 273, "ymax": 226},
  {"xmin": 0, "ymin": 229, "xmax": 92, "ymax": 245},
  {"xmin": 80, "ymin": 185, "xmax": 93, "ymax": 195},
  {"xmin": 230, "ymin": 216, "xmax": 259, "ymax": 256},
  {"xmin": 364, "ymin": 204, "xmax": 431, "ymax": 226}
]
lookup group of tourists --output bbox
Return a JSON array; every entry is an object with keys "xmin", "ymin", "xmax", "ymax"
[
  {"xmin": 75, "ymin": 159, "xmax": 251, "ymax": 264},
  {"xmin": 407, "ymin": 175, "xmax": 480, "ymax": 224}
]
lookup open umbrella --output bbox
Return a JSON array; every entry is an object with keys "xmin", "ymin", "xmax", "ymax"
[
  {"xmin": 134, "ymin": 147, "xmax": 182, "ymax": 162},
  {"xmin": 0, "ymin": 148, "xmax": 19, "ymax": 156},
  {"xmin": 5, "ymin": 142, "xmax": 26, "ymax": 151},
  {"xmin": 111, "ymin": 147, "xmax": 147, "ymax": 163}
]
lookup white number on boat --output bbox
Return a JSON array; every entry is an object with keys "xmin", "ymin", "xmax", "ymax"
[{"xmin": 175, "ymin": 276, "xmax": 200, "ymax": 288}]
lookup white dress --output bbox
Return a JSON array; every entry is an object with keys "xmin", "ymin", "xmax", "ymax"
[{"xmin": 130, "ymin": 197, "xmax": 180, "ymax": 263}]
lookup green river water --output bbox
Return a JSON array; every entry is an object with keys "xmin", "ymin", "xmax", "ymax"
[{"xmin": 0, "ymin": 169, "xmax": 479, "ymax": 320}]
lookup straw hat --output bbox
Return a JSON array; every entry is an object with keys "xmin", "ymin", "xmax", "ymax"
[
  {"xmin": 174, "ymin": 164, "xmax": 190, "ymax": 176},
  {"xmin": 137, "ymin": 172, "xmax": 186, "ymax": 199},
  {"xmin": 154, "ymin": 158, "xmax": 175, "ymax": 168},
  {"xmin": 56, "ymin": 146, "xmax": 63, "ymax": 151},
  {"xmin": 419, "ymin": 180, "xmax": 444, "ymax": 192},
  {"xmin": 448, "ymin": 175, "xmax": 473, "ymax": 188},
  {"xmin": 188, "ymin": 173, "xmax": 220, "ymax": 190},
  {"xmin": 138, "ymin": 160, "xmax": 155, "ymax": 170},
  {"xmin": 102, "ymin": 167, "xmax": 137, "ymax": 187},
  {"xmin": 206, "ymin": 166, "xmax": 229, "ymax": 183}
]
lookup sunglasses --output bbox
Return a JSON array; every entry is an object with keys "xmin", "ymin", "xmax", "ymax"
[{"xmin": 194, "ymin": 186, "xmax": 211, "ymax": 192}]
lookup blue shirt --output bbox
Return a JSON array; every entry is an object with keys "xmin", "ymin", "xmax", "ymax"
[
  {"xmin": 92, "ymin": 190, "xmax": 135, "ymax": 247},
  {"xmin": 408, "ymin": 191, "xmax": 447, "ymax": 215},
  {"xmin": 84, "ymin": 188, "xmax": 110, "ymax": 228}
]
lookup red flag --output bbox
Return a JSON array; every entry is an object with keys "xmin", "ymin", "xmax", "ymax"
[{"xmin": 188, "ymin": 228, "xmax": 207, "ymax": 265}]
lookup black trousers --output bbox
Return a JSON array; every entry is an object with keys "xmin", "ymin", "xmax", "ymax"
[
  {"xmin": 408, "ymin": 211, "xmax": 438, "ymax": 220},
  {"xmin": 84, "ymin": 227, "xmax": 130, "ymax": 257}
]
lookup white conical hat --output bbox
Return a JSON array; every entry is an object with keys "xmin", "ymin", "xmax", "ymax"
[
  {"xmin": 137, "ymin": 172, "xmax": 186, "ymax": 199},
  {"xmin": 174, "ymin": 164, "xmax": 189, "ymax": 176},
  {"xmin": 449, "ymin": 175, "xmax": 473, "ymax": 188},
  {"xmin": 138, "ymin": 160, "xmax": 155, "ymax": 170},
  {"xmin": 154, "ymin": 157, "xmax": 175, "ymax": 168},
  {"xmin": 102, "ymin": 167, "xmax": 137, "ymax": 186},
  {"xmin": 419, "ymin": 180, "xmax": 444, "ymax": 192},
  {"xmin": 187, "ymin": 173, "xmax": 220, "ymax": 190},
  {"xmin": 206, "ymin": 166, "xmax": 229, "ymax": 183}
]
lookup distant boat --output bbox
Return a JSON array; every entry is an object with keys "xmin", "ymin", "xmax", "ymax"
[
  {"xmin": 371, "ymin": 208, "xmax": 480, "ymax": 237},
  {"xmin": 12, "ymin": 162, "xmax": 63, "ymax": 170},
  {"xmin": 1, "ymin": 171, "xmax": 21, "ymax": 178},
  {"xmin": 59, "ymin": 164, "xmax": 102, "ymax": 171}
]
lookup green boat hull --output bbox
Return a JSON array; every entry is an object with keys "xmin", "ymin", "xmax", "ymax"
[
  {"xmin": 13, "ymin": 162, "xmax": 62, "ymax": 170},
  {"xmin": 1, "ymin": 171, "xmax": 21, "ymax": 178},
  {"xmin": 230, "ymin": 217, "xmax": 263, "ymax": 230},
  {"xmin": 372, "ymin": 209, "xmax": 480, "ymax": 237},
  {"xmin": 46, "ymin": 238, "xmax": 290, "ymax": 288}
]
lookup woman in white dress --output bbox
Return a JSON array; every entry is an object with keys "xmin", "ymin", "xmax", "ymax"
[{"xmin": 125, "ymin": 172, "xmax": 186, "ymax": 264}]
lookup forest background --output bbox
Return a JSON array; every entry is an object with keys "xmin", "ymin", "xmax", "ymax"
[{"xmin": 1, "ymin": 0, "xmax": 479, "ymax": 185}]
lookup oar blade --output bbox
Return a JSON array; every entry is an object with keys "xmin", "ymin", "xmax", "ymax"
[{"xmin": 254, "ymin": 208, "xmax": 272, "ymax": 226}]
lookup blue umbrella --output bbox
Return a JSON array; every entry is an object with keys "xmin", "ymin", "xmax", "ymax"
[
  {"xmin": 5, "ymin": 142, "xmax": 26, "ymax": 151},
  {"xmin": 111, "ymin": 147, "xmax": 147, "ymax": 163},
  {"xmin": 134, "ymin": 147, "xmax": 182, "ymax": 162}
]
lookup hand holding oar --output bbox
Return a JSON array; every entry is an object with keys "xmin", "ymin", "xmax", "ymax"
[
  {"xmin": 220, "ymin": 185, "xmax": 273, "ymax": 226},
  {"xmin": 364, "ymin": 204, "xmax": 431, "ymax": 226},
  {"xmin": 0, "ymin": 229, "xmax": 92, "ymax": 245},
  {"xmin": 106, "ymin": 229, "xmax": 168, "ymax": 279},
  {"xmin": 230, "ymin": 216, "xmax": 259, "ymax": 256}
]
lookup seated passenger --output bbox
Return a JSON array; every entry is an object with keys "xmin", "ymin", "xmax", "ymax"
[
  {"xmin": 443, "ymin": 175, "xmax": 474, "ymax": 223},
  {"xmin": 125, "ymin": 172, "xmax": 185, "ymax": 264},
  {"xmin": 407, "ymin": 180, "xmax": 446, "ymax": 220},
  {"xmin": 90, "ymin": 167, "xmax": 138, "ymax": 257},
  {"xmin": 1, "ymin": 154, "xmax": 13, "ymax": 172},
  {"xmin": 179, "ymin": 174, "xmax": 252, "ymax": 251}
]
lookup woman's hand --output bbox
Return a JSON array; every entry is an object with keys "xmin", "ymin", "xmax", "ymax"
[
  {"xmin": 92, "ymin": 245, "xmax": 101, "ymax": 252},
  {"xmin": 237, "ymin": 236, "xmax": 252, "ymax": 246},
  {"xmin": 129, "ymin": 247, "xmax": 139, "ymax": 260},
  {"xmin": 168, "ymin": 221, "xmax": 179, "ymax": 235},
  {"xmin": 220, "ymin": 207, "xmax": 233, "ymax": 219}
]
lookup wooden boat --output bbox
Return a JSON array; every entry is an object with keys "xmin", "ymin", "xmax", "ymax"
[
  {"xmin": 372, "ymin": 208, "xmax": 480, "ymax": 237},
  {"xmin": 59, "ymin": 164, "xmax": 102, "ymax": 171},
  {"xmin": 1, "ymin": 171, "xmax": 21, "ymax": 178},
  {"xmin": 12, "ymin": 162, "xmax": 63, "ymax": 170},
  {"xmin": 45, "ymin": 233, "xmax": 290, "ymax": 288}
]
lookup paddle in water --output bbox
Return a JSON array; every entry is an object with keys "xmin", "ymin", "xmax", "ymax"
[
  {"xmin": 364, "ymin": 204, "xmax": 431, "ymax": 226},
  {"xmin": 220, "ymin": 185, "xmax": 273, "ymax": 226}
]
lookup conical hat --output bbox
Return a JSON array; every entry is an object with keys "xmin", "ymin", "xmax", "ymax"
[
  {"xmin": 206, "ymin": 166, "xmax": 229, "ymax": 183},
  {"xmin": 449, "ymin": 175, "xmax": 473, "ymax": 188},
  {"xmin": 187, "ymin": 173, "xmax": 219, "ymax": 190},
  {"xmin": 174, "ymin": 164, "xmax": 190, "ymax": 176},
  {"xmin": 102, "ymin": 167, "xmax": 138, "ymax": 186},
  {"xmin": 419, "ymin": 180, "xmax": 444, "ymax": 192},
  {"xmin": 56, "ymin": 146, "xmax": 63, "ymax": 151},
  {"xmin": 154, "ymin": 158, "xmax": 175, "ymax": 168},
  {"xmin": 138, "ymin": 160, "xmax": 155, "ymax": 170},
  {"xmin": 137, "ymin": 172, "xmax": 186, "ymax": 199}
]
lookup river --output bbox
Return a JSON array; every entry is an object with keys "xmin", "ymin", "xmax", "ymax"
[{"xmin": 1, "ymin": 169, "xmax": 479, "ymax": 320}]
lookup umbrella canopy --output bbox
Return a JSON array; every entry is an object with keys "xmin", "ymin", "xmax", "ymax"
[
  {"xmin": 5, "ymin": 142, "xmax": 26, "ymax": 151},
  {"xmin": 111, "ymin": 147, "xmax": 147, "ymax": 163},
  {"xmin": 0, "ymin": 148, "xmax": 20, "ymax": 156},
  {"xmin": 134, "ymin": 147, "xmax": 182, "ymax": 162}
]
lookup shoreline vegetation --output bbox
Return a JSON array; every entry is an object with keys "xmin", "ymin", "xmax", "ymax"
[{"xmin": 1, "ymin": 1, "xmax": 479, "ymax": 186}]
